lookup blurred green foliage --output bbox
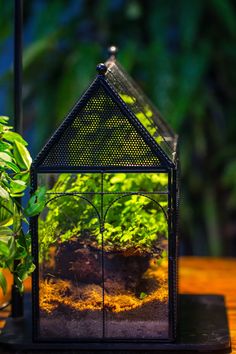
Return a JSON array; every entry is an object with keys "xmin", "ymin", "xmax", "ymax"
[{"xmin": 1, "ymin": 0, "xmax": 236, "ymax": 256}]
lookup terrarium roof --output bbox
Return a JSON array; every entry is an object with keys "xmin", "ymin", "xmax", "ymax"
[
  {"xmin": 105, "ymin": 57, "xmax": 177, "ymax": 160},
  {"xmin": 33, "ymin": 63, "xmax": 177, "ymax": 172}
]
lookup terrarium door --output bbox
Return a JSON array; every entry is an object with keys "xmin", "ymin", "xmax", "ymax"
[{"xmin": 35, "ymin": 172, "xmax": 170, "ymax": 340}]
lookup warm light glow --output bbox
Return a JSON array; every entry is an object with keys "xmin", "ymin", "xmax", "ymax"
[{"xmin": 40, "ymin": 259, "xmax": 168, "ymax": 314}]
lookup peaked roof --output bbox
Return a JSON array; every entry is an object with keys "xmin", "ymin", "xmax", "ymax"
[
  {"xmin": 105, "ymin": 58, "xmax": 178, "ymax": 161},
  {"xmin": 33, "ymin": 74, "xmax": 174, "ymax": 172}
]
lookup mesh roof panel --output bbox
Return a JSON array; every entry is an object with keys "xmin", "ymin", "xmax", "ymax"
[
  {"xmin": 37, "ymin": 81, "xmax": 167, "ymax": 170},
  {"xmin": 105, "ymin": 60, "xmax": 177, "ymax": 160}
]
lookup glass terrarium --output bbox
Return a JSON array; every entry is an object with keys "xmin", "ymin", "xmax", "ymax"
[{"xmin": 30, "ymin": 61, "xmax": 179, "ymax": 343}]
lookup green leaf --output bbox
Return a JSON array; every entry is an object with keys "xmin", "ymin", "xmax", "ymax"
[
  {"xmin": 7, "ymin": 236, "xmax": 16, "ymax": 259},
  {"xmin": 0, "ymin": 271, "xmax": 7, "ymax": 295},
  {"xmin": 25, "ymin": 199, "xmax": 45, "ymax": 217},
  {"xmin": 36, "ymin": 186, "xmax": 47, "ymax": 200},
  {"xmin": 13, "ymin": 140, "xmax": 32, "ymax": 170},
  {"xmin": 13, "ymin": 170, "xmax": 30, "ymax": 183},
  {"xmin": 0, "ymin": 200, "xmax": 13, "ymax": 226},
  {"xmin": 3, "ymin": 161, "xmax": 20, "ymax": 173},
  {"xmin": 0, "ymin": 186, "xmax": 9, "ymax": 200},
  {"xmin": 0, "ymin": 240, "xmax": 10, "ymax": 257},
  {"xmin": 24, "ymin": 233, "xmax": 32, "ymax": 249},
  {"xmin": 15, "ymin": 232, "xmax": 29, "ymax": 258},
  {"xmin": 0, "ymin": 116, "xmax": 9, "ymax": 124},
  {"xmin": 14, "ymin": 276, "xmax": 24, "ymax": 293},
  {"xmin": 16, "ymin": 256, "xmax": 35, "ymax": 282},
  {"xmin": 0, "ymin": 141, "xmax": 11, "ymax": 152},
  {"xmin": 139, "ymin": 292, "xmax": 147, "ymax": 300},
  {"xmin": 0, "ymin": 226, "xmax": 13, "ymax": 237},
  {"xmin": 10, "ymin": 179, "xmax": 26, "ymax": 194},
  {"xmin": 3, "ymin": 131, "xmax": 28, "ymax": 146},
  {"xmin": 0, "ymin": 151, "xmax": 12, "ymax": 163},
  {"xmin": 25, "ymin": 187, "xmax": 46, "ymax": 217},
  {"xmin": 110, "ymin": 174, "xmax": 126, "ymax": 184},
  {"xmin": 14, "ymin": 244, "xmax": 27, "ymax": 259}
]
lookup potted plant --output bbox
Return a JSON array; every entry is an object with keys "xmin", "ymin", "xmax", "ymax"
[{"xmin": 0, "ymin": 115, "xmax": 45, "ymax": 297}]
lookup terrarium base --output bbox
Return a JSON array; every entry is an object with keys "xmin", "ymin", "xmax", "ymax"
[{"xmin": 0, "ymin": 294, "xmax": 231, "ymax": 353}]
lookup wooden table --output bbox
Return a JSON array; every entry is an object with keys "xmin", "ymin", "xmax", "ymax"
[
  {"xmin": 179, "ymin": 257, "xmax": 236, "ymax": 353},
  {"xmin": 0, "ymin": 257, "xmax": 235, "ymax": 353}
]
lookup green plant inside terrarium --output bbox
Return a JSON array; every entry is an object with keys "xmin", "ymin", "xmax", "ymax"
[
  {"xmin": 38, "ymin": 172, "xmax": 169, "ymax": 338},
  {"xmin": 38, "ymin": 172, "xmax": 168, "ymax": 263}
]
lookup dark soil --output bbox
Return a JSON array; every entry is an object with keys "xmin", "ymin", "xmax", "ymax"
[
  {"xmin": 39, "ymin": 237, "xmax": 168, "ymax": 339},
  {"xmin": 40, "ymin": 300, "xmax": 168, "ymax": 339},
  {"xmin": 43, "ymin": 237, "xmax": 159, "ymax": 296}
]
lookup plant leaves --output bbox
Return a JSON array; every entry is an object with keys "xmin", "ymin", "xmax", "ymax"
[
  {"xmin": 25, "ymin": 186, "xmax": 46, "ymax": 217},
  {"xmin": 16, "ymin": 256, "xmax": 35, "ymax": 283},
  {"xmin": 0, "ymin": 200, "xmax": 13, "ymax": 226},
  {"xmin": 0, "ymin": 271, "xmax": 7, "ymax": 295},
  {"xmin": 0, "ymin": 186, "xmax": 9, "ymax": 200},
  {"xmin": 2, "ymin": 161, "xmax": 20, "ymax": 173},
  {"xmin": 13, "ymin": 140, "xmax": 32, "ymax": 170},
  {"xmin": 14, "ymin": 244, "xmax": 27, "ymax": 259},
  {"xmin": 7, "ymin": 236, "xmax": 16, "ymax": 259},
  {"xmin": 0, "ymin": 116, "xmax": 9, "ymax": 124},
  {"xmin": 0, "ymin": 240, "xmax": 10, "ymax": 257},
  {"xmin": 139, "ymin": 292, "xmax": 147, "ymax": 300},
  {"xmin": 14, "ymin": 276, "xmax": 24, "ymax": 293},
  {"xmin": 13, "ymin": 170, "xmax": 30, "ymax": 183},
  {"xmin": 0, "ymin": 151, "xmax": 12, "ymax": 163},
  {"xmin": 3, "ymin": 131, "xmax": 28, "ymax": 146},
  {"xmin": 10, "ymin": 179, "xmax": 26, "ymax": 194},
  {"xmin": 0, "ymin": 141, "xmax": 11, "ymax": 152},
  {"xmin": 0, "ymin": 226, "xmax": 13, "ymax": 237},
  {"xmin": 23, "ymin": 233, "xmax": 32, "ymax": 249}
]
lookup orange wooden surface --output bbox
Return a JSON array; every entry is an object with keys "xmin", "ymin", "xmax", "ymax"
[
  {"xmin": 0, "ymin": 257, "xmax": 235, "ymax": 352},
  {"xmin": 179, "ymin": 257, "xmax": 236, "ymax": 353}
]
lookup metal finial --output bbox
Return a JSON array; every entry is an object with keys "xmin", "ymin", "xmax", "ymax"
[
  {"xmin": 96, "ymin": 63, "xmax": 107, "ymax": 75},
  {"xmin": 108, "ymin": 45, "xmax": 118, "ymax": 58}
]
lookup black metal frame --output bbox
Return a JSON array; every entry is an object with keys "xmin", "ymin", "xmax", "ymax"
[
  {"xmin": 30, "ymin": 65, "xmax": 179, "ymax": 345},
  {"xmin": 12, "ymin": 0, "xmax": 24, "ymax": 319},
  {"xmin": 33, "ymin": 73, "xmax": 174, "ymax": 171}
]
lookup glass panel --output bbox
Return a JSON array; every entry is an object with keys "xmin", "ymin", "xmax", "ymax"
[
  {"xmin": 105, "ymin": 60, "xmax": 177, "ymax": 160},
  {"xmin": 103, "ymin": 173, "xmax": 169, "ymax": 339},
  {"xmin": 37, "ymin": 173, "xmax": 103, "ymax": 339},
  {"xmin": 36, "ymin": 172, "xmax": 169, "ymax": 340}
]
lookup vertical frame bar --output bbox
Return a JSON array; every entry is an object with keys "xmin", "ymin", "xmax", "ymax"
[
  {"xmin": 172, "ymin": 167, "xmax": 178, "ymax": 340},
  {"xmin": 167, "ymin": 168, "xmax": 177, "ymax": 341},
  {"xmin": 100, "ymin": 171, "xmax": 105, "ymax": 339},
  {"xmin": 12, "ymin": 0, "xmax": 24, "ymax": 318},
  {"xmin": 30, "ymin": 166, "xmax": 40, "ymax": 341},
  {"xmin": 167, "ymin": 170, "xmax": 172, "ymax": 340},
  {"xmin": 14, "ymin": 0, "xmax": 23, "ymax": 134},
  {"xmin": 173, "ymin": 161, "xmax": 180, "ymax": 340}
]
